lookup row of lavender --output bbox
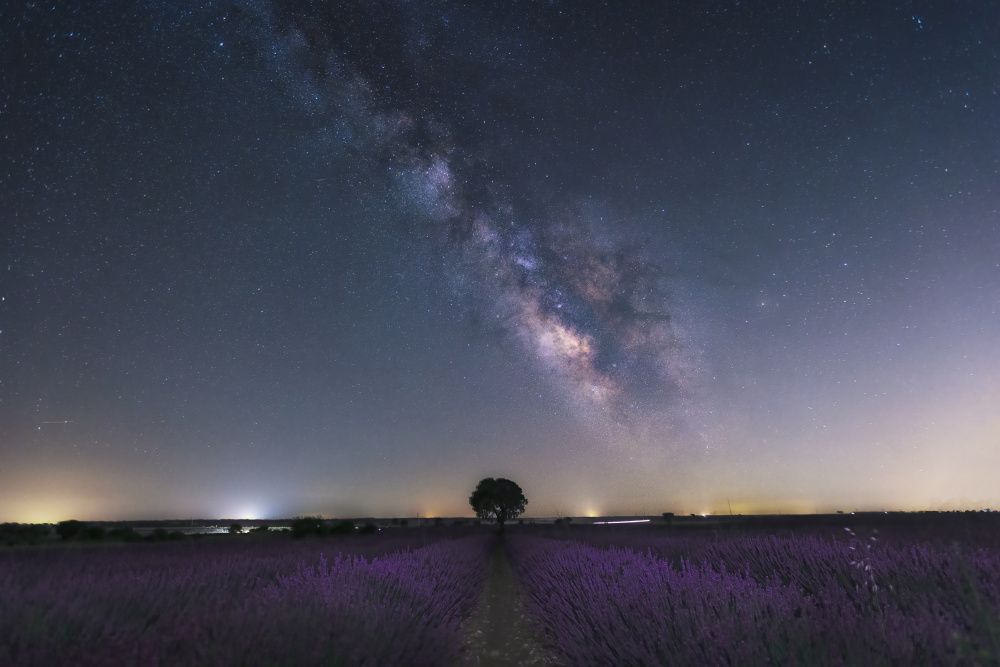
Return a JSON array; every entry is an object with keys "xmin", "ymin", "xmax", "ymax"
[
  {"xmin": 0, "ymin": 535, "xmax": 491, "ymax": 666},
  {"xmin": 507, "ymin": 532, "xmax": 1000, "ymax": 665}
]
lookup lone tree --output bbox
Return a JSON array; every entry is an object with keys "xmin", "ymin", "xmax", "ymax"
[{"xmin": 469, "ymin": 478, "xmax": 527, "ymax": 533}]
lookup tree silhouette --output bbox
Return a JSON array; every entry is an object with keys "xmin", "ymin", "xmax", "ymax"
[{"xmin": 469, "ymin": 478, "xmax": 527, "ymax": 533}]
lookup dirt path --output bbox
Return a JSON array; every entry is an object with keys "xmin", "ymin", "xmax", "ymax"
[{"xmin": 457, "ymin": 538, "xmax": 562, "ymax": 666}]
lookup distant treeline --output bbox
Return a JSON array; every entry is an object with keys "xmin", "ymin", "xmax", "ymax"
[
  {"xmin": 286, "ymin": 516, "xmax": 482, "ymax": 536},
  {"xmin": 0, "ymin": 523, "xmax": 51, "ymax": 546},
  {"xmin": 0, "ymin": 516, "xmax": 485, "ymax": 546},
  {"xmin": 4, "ymin": 511, "xmax": 995, "ymax": 548},
  {"xmin": 0, "ymin": 521, "xmax": 182, "ymax": 545}
]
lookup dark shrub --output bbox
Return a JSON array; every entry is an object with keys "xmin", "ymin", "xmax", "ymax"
[
  {"xmin": 330, "ymin": 520, "xmax": 355, "ymax": 535},
  {"xmin": 291, "ymin": 517, "xmax": 326, "ymax": 538},
  {"xmin": 85, "ymin": 526, "xmax": 107, "ymax": 541},
  {"xmin": 168, "ymin": 531, "xmax": 186, "ymax": 541},
  {"xmin": 152, "ymin": 528, "xmax": 169, "ymax": 541},
  {"xmin": 56, "ymin": 520, "xmax": 86, "ymax": 541},
  {"xmin": 108, "ymin": 526, "xmax": 136, "ymax": 541},
  {"xmin": 359, "ymin": 523, "xmax": 378, "ymax": 534},
  {"xmin": 228, "ymin": 523, "xmax": 243, "ymax": 535}
]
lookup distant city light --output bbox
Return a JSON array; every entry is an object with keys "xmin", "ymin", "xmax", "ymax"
[{"xmin": 593, "ymin": 519, "xmax": 650, "ymax": 525}]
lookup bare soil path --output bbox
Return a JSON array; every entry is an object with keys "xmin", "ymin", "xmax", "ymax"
[{"xmin": 457, "ymin": 537, "xmax": 562, "ymax": 666}]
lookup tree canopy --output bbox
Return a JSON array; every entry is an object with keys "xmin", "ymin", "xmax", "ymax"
[{"xmin": 469, "ymin": 477, "xmax": 528, "ymax": 532}]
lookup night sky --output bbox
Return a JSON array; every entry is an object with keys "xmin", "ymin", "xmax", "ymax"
[{"xmin": 2, "ymin": 1, "xmax": 998, "ymax": 522}]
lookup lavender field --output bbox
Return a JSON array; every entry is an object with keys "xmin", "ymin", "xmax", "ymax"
[
  {"xmin": 508, "ymin": 528, "xmax": 1000, "ymax": 666},
  {"xmin": 4, "ymin": 520, "xmax": 1000, "ymax": 665},
  {"xmin": 0, "ymin": 533, "xmax": 491, "ymax": 666}
]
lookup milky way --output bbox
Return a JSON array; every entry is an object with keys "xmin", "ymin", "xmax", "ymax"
[{"xmin": 241, "ymin": 1, "xmax": 694, "ymax": 432}]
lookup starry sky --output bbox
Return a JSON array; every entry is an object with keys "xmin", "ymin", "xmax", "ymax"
[{"xmin": 2, "ymin": 1, "xmax": 998, "ymax": 522}]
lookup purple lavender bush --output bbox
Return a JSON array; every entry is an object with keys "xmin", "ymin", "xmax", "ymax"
[
  {"xmin": 507, "ymin": 534, "xmax": 1000, "ymax": 665},
  {"xmin": 0, "ymin": 535, "xmax": 491, "ymax": 666}
]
